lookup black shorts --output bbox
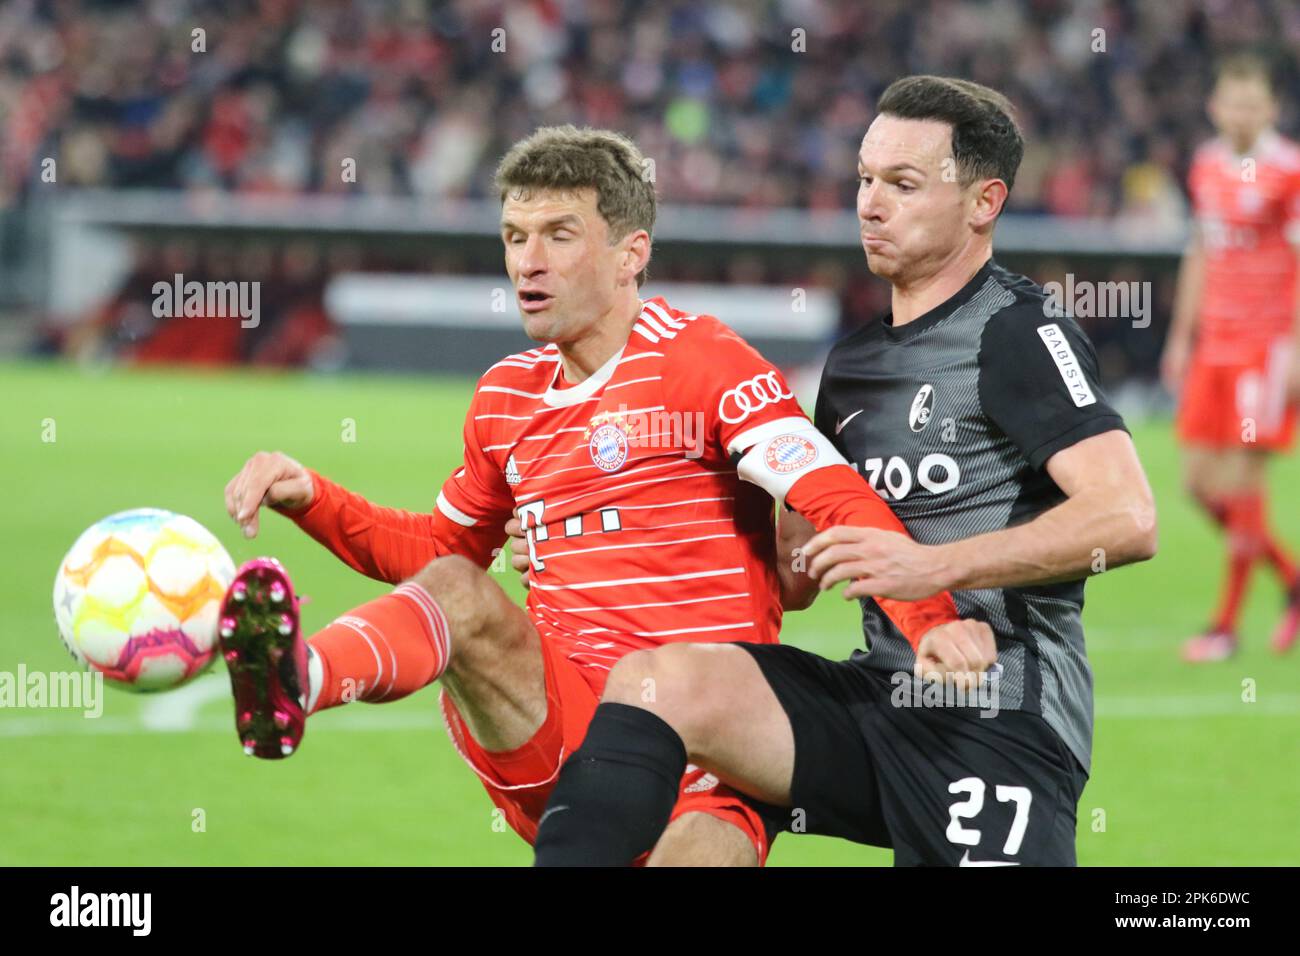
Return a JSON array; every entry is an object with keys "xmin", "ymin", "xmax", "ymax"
[{"xmin": 738, "ymin": 642, "xmax": 1089, "ymax": 867}]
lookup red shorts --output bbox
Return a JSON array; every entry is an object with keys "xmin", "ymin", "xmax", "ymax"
[
  {"xmin": 1177, "ymin": 338, "xmax": 1296, "ymax": 450},
  {"xmin": 437, "ymin": 630, "xmax": 775, "ymax": 864}
]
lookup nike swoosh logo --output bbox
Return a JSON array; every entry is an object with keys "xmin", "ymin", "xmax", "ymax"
[
  {"xmin": 835, "ymin": 409, "xmax": 864, "ymax": 434},
  {"xmin": 959, "ymin": 850, "xmax": 1020, "ymax": 867},
  {"xmin": 538, "ymin": 805, "xmax": 569, "ymax": 829}
]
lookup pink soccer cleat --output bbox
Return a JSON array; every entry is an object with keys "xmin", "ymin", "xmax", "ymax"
[
  {"xmin": 1181, "ymin": 629, "xmax": 1238, "ymax": 663},
  {"xmin": 1271, "ymin": 579, "xmax": 1300, "ymax": 655},
  {"xmin": 217, "ymin": 558, "xmax": 308, "ymax": 759}
]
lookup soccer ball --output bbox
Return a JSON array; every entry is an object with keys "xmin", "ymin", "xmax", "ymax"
[{"xmin": 53, "ymin": 508, "xmax": 236, "ymax": 692}]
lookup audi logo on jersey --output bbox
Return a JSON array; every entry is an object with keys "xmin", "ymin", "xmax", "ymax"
[{"xmin": 717, "ymin": 372, "xmax": 795, "ymax": 424}]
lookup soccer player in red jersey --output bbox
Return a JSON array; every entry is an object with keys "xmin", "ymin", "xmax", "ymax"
[
  {"xmin": 1161, "ymin": 55, "xmax": 1300, "ymax": 661},
  {"xmin": 219, "ymin": 126, "xmax": 993, "ymax": 865}
]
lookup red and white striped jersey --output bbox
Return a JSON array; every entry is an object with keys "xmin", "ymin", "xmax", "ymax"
[
  {"xmin": 436, "ymin": 296, "xmax": 807, "ymax": 674},
  {"xmin": 1189, "ymin": 130, "xmax": 1300, "ymax": 355}
]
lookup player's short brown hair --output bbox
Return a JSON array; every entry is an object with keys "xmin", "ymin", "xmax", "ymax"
[
  {"xmin": 876, "ymin": 75, "xmax": 1023, "ymax": 207},
  {"xmin": 495, "ymin": 125, "xmax": 656, "ymax": 285},
  {"xmin": 1214, "ymin": 52, "xmax": 1277, "ymax": 96}
]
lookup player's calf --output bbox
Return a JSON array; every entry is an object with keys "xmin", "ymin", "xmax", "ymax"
[
  {"xmin": 296, "ymin": 562, "xmax": 456, "ymax": 714},
  {"xmin": 409, "ymin": 555, "xmax": 545, "ymax": 751},
  {"xmin": 529, "ymin": 647, "xmax": 701, "ymax": 866},
  {"xmin": 533, "ymin": 697, "xmax": 688, "ymax": 865},
  {"xmin": 305, "ymin": 553, "xmax": 538, "ymax": 727},
  {"xmin": 409, "ymin": 554, "xmax": 533, "ymax": 673},
  {"xmin": 1270, "ymin": 578, "xmax": 1300, "ymax": 654}
]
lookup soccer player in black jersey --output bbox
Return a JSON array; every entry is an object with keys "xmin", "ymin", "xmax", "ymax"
[{"xmin": 531, "ymin": 76, "xmax": 1158, "ymax": 867}]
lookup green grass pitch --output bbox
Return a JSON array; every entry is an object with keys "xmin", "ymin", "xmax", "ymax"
[{"xmin": 2, "ymin": 360, "xmax": 1297, "ymax": 866}]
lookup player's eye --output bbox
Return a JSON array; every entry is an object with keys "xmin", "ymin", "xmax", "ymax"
[{"xmin": 897, "ymin": 181, "xmax": 916, "ymax": 193}]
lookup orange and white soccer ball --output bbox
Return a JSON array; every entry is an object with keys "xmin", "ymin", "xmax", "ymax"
[{"xmin": 53, "ymin": 508, "xmax": 236, "ymax": 692}]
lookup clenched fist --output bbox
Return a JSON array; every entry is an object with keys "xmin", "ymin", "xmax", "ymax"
[
  {"xmin": 915, "ymin": 619, "xmax": 998, "ymax": 691},
  {"xmin": 224, "ymin": 451, "xmax": 314, "ymax": 539}
]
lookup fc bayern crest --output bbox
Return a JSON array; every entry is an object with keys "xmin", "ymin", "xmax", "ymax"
[
  {"xmin": 589, "ymin": 422, "xmax": 629, "ymax": 472},
  {"xmin": 764, "ymin": 434, "xmax": 818, "ymax": 474}
]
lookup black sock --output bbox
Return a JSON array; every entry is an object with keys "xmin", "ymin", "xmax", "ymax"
[{"xmin": 534, "ymin": 702, "xmax": 687, "ymax": 866}]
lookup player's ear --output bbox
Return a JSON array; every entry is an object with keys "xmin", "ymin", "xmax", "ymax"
[
  {"xmin": 619, "ymin": 229, "xmax": 651, "ymax": 285},
  {"xmin": 970, "ymin": 179, "xmax": 1008, "ymax": 231},
  {"xmin": 1264, "ymin": 95, "xmax": 1280, "ymax": 125}
]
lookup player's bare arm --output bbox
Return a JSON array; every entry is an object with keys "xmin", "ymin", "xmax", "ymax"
[
  {"xmin": 1160, "ymin": 226, "xmax": 1204, "ymax": 393},
  {"xmin": 805, "ymin": 428, "xmax": 1157, "ymax": 598},
  {"xmin": 775, "ymin": 508, "xmax": 818, "ymax": 611}
]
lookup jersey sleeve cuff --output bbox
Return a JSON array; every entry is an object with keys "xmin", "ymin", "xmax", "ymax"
[
  {"xmin": 1025, "ymin": 416, "xmax": 1129, "ymax": 471},
  {"xmin": 436, "ymin": 490, "xmax": 479, "ymax": 527}
]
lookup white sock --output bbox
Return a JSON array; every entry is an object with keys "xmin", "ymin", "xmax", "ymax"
[{"xmin": 304, "ymin": 645, "xmax": 322, "ymax": 713}]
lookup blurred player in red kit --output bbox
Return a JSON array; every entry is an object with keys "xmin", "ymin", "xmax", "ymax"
[
  {"xmin": 217, "ymin": 126, "xmax": 992, "ymax": 865},
  {"xmin": 1162, "ymin": 55, "xmax": 1300, "ymax": 661}
]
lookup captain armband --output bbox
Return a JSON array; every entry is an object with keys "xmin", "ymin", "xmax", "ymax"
[{"xmin": 729, "ymin": 416, "xmax": 848, "ymax": 504}]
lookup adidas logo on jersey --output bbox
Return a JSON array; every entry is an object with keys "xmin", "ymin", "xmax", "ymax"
[
  {"xmin": 683, "ymin": 764, "xmax": 720, "ymax": 793},
  {"xmin": 504, "ymin": 455, "xmax": 521, "ymax": 486}
]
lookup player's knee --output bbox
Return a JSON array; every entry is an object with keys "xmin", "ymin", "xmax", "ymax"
[
  {"xmin": 410, "ymin": 555, "xmax": 517, "ymax": 659},
  {"xmin": 604, "ymin": 644, "xmax": 723, "ymax": 750},
  {"xmin": 1184, "ymin": 470, "xmax": 1211, "ymax": 504},
  {"xmin": 1184, "ymin": 458, "xmax": 1221, "ymax": 503},
  {"xmin": 602, "ymin": 649, "xmax": 656, "ymax": 705}
]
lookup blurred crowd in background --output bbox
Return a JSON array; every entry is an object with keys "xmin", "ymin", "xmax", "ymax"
[
  {"xmin": 1, "ymin": 0, "xmax": 1296, "ymax": 379},
  {"xmin": 4, "ymin": 0, "xmax": 1298, "ymax": 215}
]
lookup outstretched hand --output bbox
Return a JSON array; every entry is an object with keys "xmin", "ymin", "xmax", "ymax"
[{"xmin": 224, "ymin": 451, "xmax": 314, "ymax": 539}]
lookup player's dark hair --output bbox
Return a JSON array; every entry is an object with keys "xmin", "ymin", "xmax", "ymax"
[
  {"xmin": 1214, "ymin": 52, "xmax": 1277, "ymax": 96},
  {"xmin": 495, "ymin": 125, "xmax": 656, "ymax": 286},
  {"xmin": 876, "ymin": 75, "xmax": 1024, "ymax": 209}
]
